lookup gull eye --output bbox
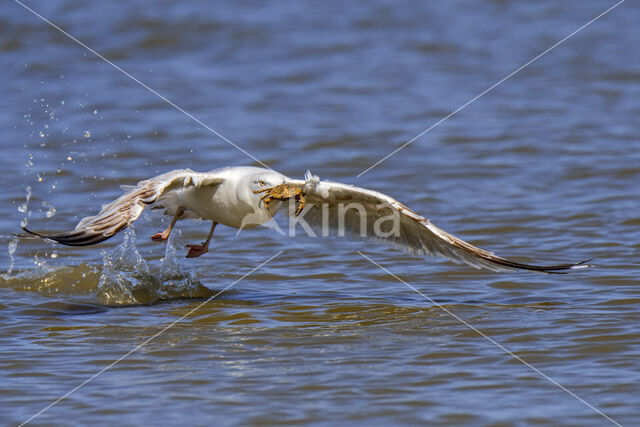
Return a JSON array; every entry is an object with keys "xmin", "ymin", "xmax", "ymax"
[{"xmin": 259, "ymin": 180, "xmax": 265, "ymax": 186}]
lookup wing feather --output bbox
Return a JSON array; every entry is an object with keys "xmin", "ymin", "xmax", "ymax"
[
  {"xmin": 22, "ymin": 169, "xmax": 224, "ymax": 247},
  {"xmin": 285, "ymin": 177, "xmax": 590, "ymax": 273}
]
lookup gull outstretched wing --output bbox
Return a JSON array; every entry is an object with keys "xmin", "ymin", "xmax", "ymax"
[
  {"xmin": 284, "ymin": 173, "xmax": 590, "ymax": 273},
  {"xmin": 22, "ymin": 169, "xmax": 224, "ymax": 246}
]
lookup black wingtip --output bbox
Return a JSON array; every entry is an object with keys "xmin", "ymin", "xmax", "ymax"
[
  {"xmin": 20, "ymin": 226, "xmax": 46, "ymax": 239},
  {"xmin": 488, "ymin": 255, "xmax": 595, "ymax": 274},
  {"xmin": 18, "ymin": 225, "xmax": 60, "ymax": 244},
  {"xmin": 568, "ymin": 259, "xmax": 594, "ymax": 270},
  {"xmin": 530, "ymin": 258, "xmax": 594, "ymax": 274},
  {"xmin": 18, "ymin": 225, "xmax": 113, "ymax": 247}
]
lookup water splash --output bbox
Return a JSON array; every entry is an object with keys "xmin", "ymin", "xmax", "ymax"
[
  {"xmin": 10, "ymin": 186, "xmax": 33, "ymax": 276},
  {"xmin": 159, "ymin": 231, "xmax": 203, "ymax": 296},
  {"xmin": 97, "ymin": 229, "xmax": 211, "ymax": 306},
  {"xmin": 1, "ymin": 227, "xmax": 212, "ymax": 305},
  {"xmin": 97, "ymin": 228, "xmax": 147, "ymax": 306},
  {"xmin": 6, "ymin": 238, "xmax": 18, "ymax": 276}
]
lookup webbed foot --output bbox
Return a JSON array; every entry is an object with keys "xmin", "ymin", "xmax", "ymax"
[
  {"xmin": 186, "ymin": 243, "xmax": 208, "ymax": 258},
  {"xmin": 151, "ymin": 231, "xmax": 169, "ymax": 241}
]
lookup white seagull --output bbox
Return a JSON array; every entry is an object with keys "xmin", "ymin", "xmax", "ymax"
[{"xmin": 22, "ymin": 166, "xmax": 590, "ymax": 273}]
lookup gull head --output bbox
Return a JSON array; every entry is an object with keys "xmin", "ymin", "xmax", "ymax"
[
  {"xmin": 236, "ymin": 170, "xmax": 288, "ymax": 224},
  {"xmin": 247, "ymin": 170, "xmax": 286, "ymax": 194}
]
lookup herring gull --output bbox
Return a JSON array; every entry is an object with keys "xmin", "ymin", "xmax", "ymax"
[{"xmin": 21, "ymin": 166, "xmax": 590, "ymax": 273}]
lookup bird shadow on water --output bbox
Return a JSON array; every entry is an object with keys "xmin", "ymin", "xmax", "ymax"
[{"xmin": 0, "ymin": 229, "xmax": 216, "ymax": 309}]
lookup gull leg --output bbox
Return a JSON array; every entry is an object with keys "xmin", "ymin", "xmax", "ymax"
[
  {"xmin": 186, "ymin": 221, "xmax": 217, "ymax": 258},
  {"xmin": 151, "ymin": 207, "xmax": 184, "ymax": 241}
]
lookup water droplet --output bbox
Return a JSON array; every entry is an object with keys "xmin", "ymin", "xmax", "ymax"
[
  {"xmin": 33, "ymin": 255, "xmax": 47, "ymax": 269},
  {"xmin": 42, "ymin": 201, "xmax": 56, "ymax": 218},
  {"xmin": 93, "ymin": 109, "xmax": 98, "ymax": 115},
  {"xmin": 8, "ymin": 239, "xmax": 17, "ymax": 255},
  {"xmin": 84, "ymin": 130, "xmax": 91, "ymax": 138},
  {"xmin": 18, "ymin": 186, "xmax": 32, "ymax": 213},
  {"xmin": 50, "ymin": 252, "xmax": 58, "ymax": 259},
  {"xmin": 39, "ymin": 131, "xmax": 45, "ymax": 138}
]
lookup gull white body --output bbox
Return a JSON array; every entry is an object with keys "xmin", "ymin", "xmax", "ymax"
[{"xmin": 160, "ymin": 166, "xmax": 284, "ymax": 228}]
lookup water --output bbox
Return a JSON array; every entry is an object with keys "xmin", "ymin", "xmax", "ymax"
[{"xmin": 1, "ymin": 0, "xmax": 640, "ymax": 425}]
